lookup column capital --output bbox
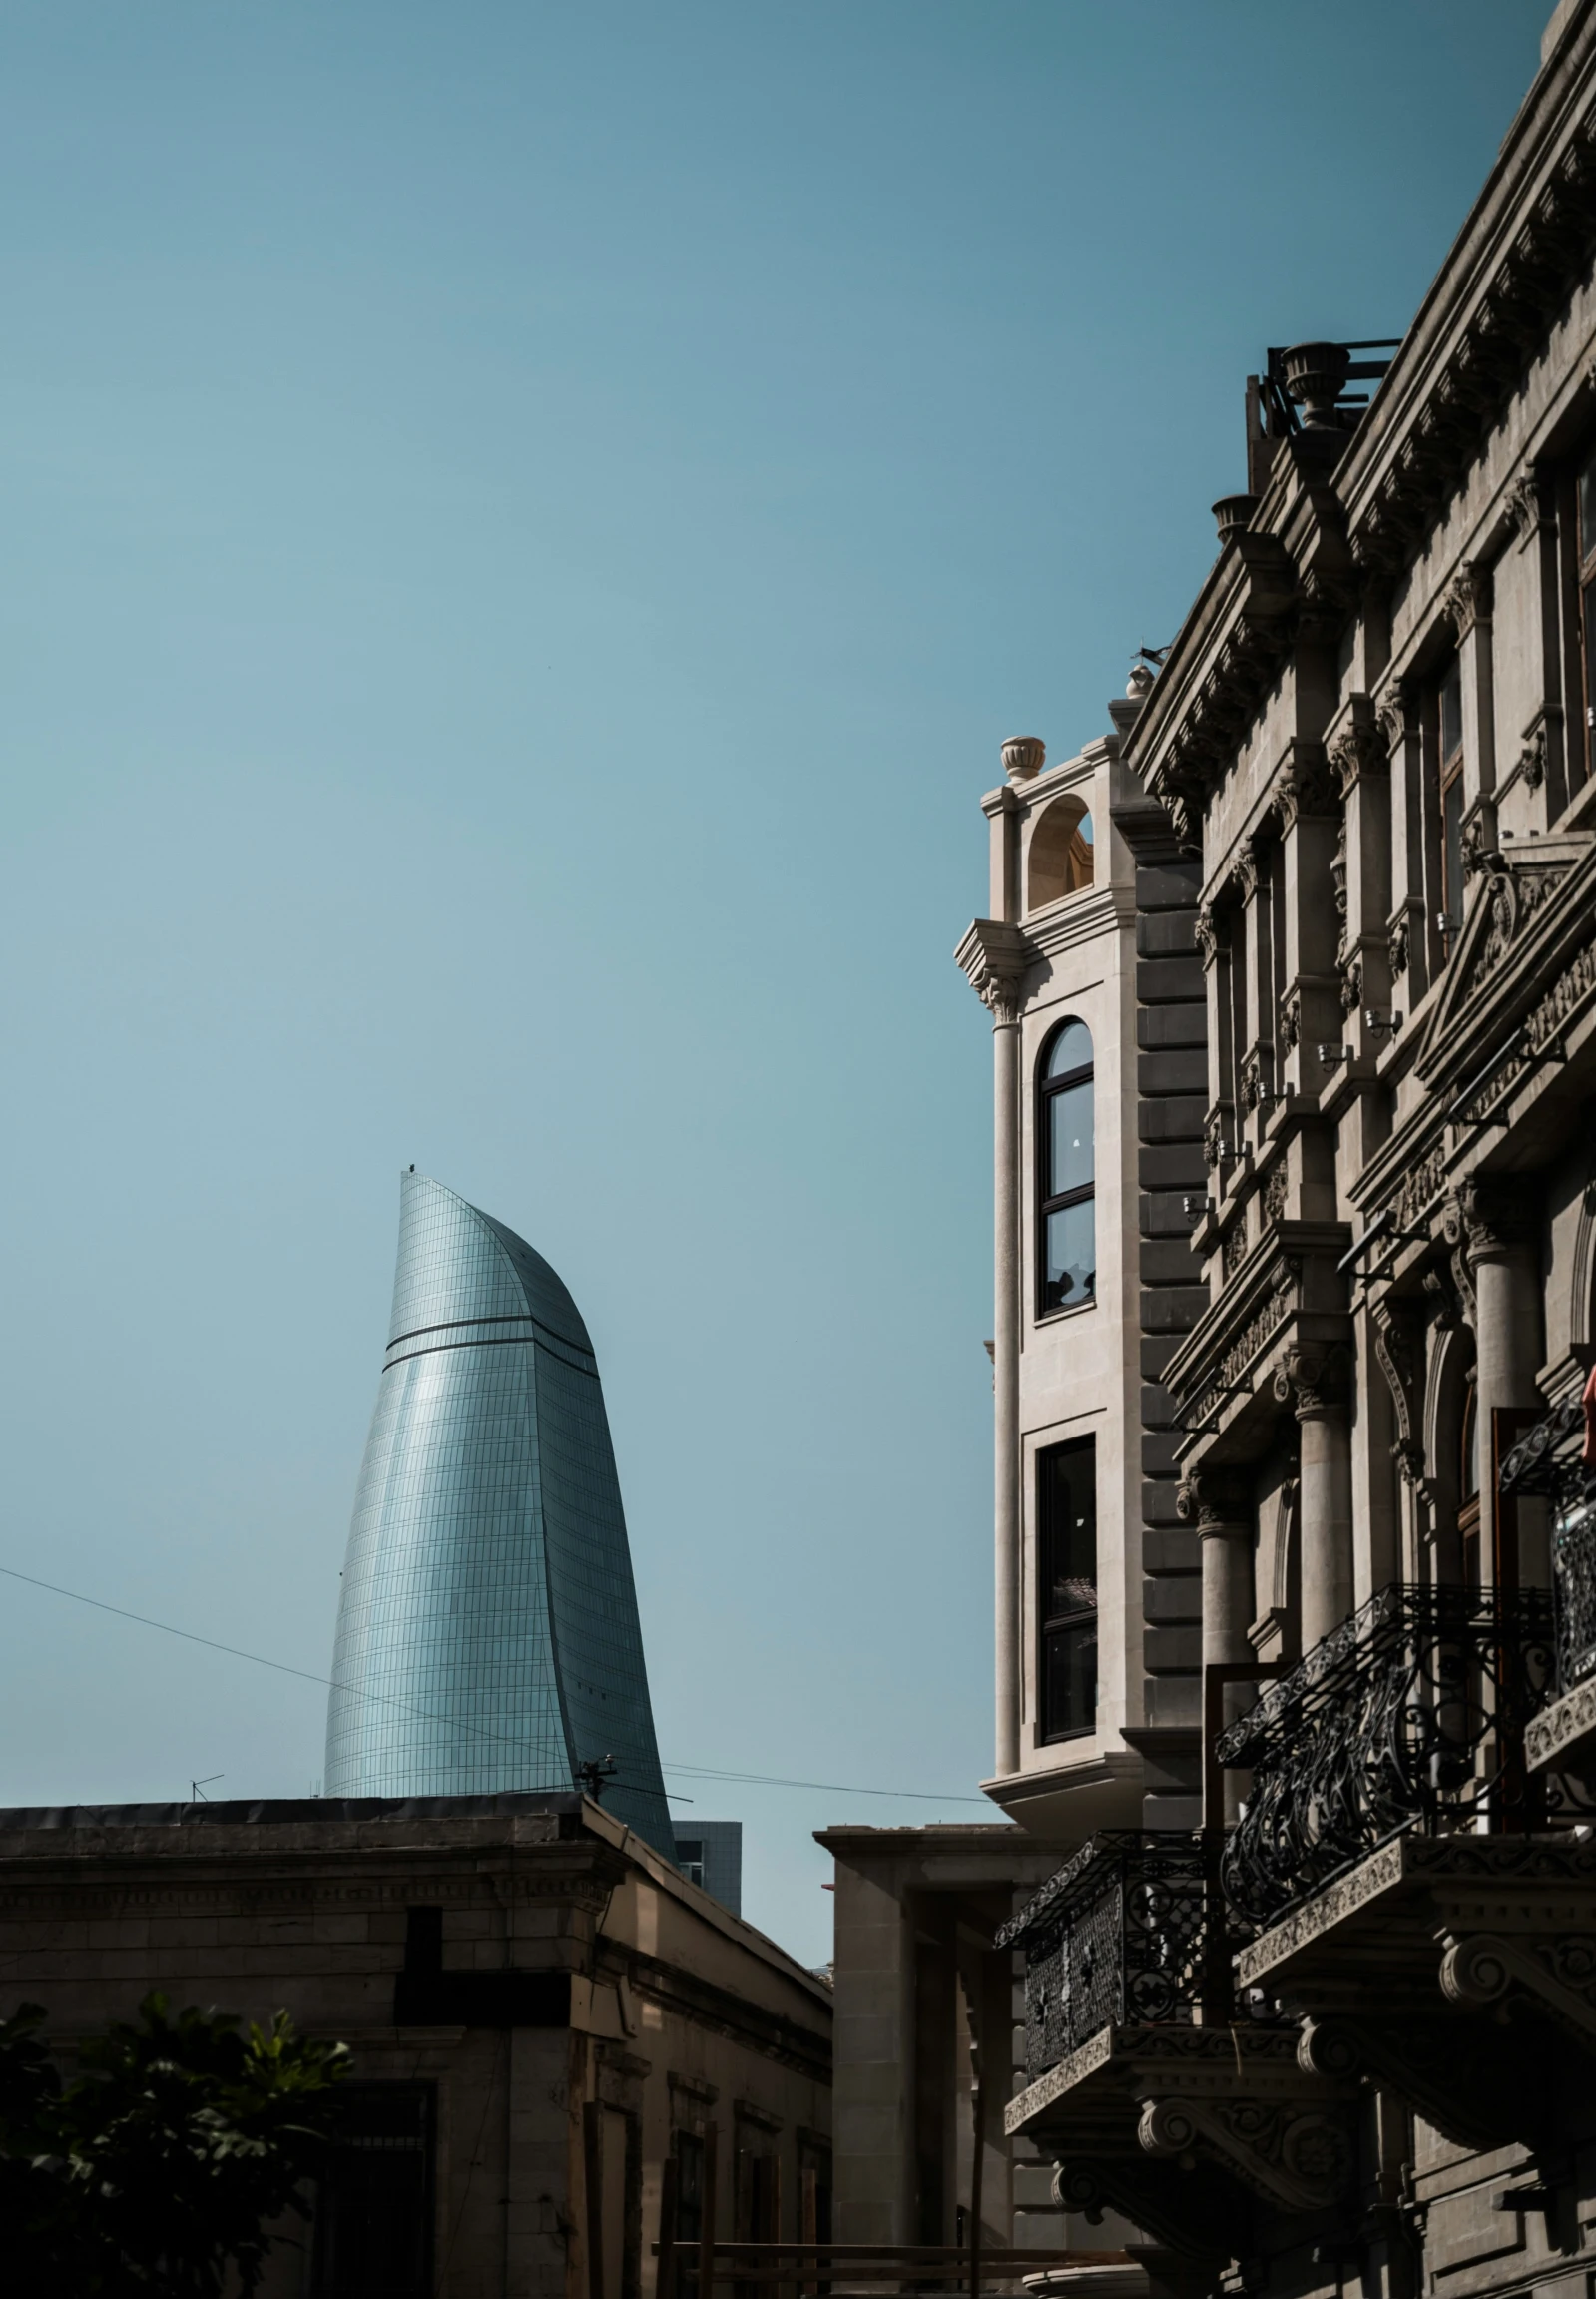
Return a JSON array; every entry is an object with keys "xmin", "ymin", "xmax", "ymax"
[
  {"xmin": 1272, "ymin": 1344, "xmax": 1348, "ymax": 1419},
  {"xmin": 1442, "ymin": 1177, "xmax": 1538, "ymax": 1266},
  {"xmin": 954, "ymin": 918, "xmax": 1034, "ymax": 1027},
  {"xmin": 1177, "ymin": 1466, "xmax": 1253, "ymax": 1532}
]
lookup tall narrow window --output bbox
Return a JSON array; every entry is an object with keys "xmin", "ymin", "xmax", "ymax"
[
  {"xmin": 1438, "ymin": 656, "xmax": 1465, "ymax": 933},
  {"xmin": 1038, "ymin": 1019, "xmax": 1095, "ymax": 1314},
  {"xmin": 1039, "ymin": 1437, "xmax": 1097, "ymax": 1741},
  {"xmin": 1579, "ymin": 443, "xmax": 1596, "ymax": 782},
  {"xmin": 312, "ymin": 2083, "xmax": 434, "ymax": 2298}
]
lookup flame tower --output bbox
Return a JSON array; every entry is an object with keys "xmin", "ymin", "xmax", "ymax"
[{"xmin": 324, "ymin": 1171, "xmax": 674, "ymax": 1855}]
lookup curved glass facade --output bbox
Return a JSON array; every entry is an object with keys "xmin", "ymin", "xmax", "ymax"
[{"xmin": 325, "ymin": 1172, "xmax": 675, "ymax": 1855}]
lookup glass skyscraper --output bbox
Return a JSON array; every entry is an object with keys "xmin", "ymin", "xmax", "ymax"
[{"xmin": 324, "ymin": 1170, "xmax": 675, "ymax": 1856}]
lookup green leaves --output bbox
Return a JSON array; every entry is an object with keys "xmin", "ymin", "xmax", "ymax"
[{"xmin": 0, "ymin": 1992, "xmax": 349, "ymax": 2296}]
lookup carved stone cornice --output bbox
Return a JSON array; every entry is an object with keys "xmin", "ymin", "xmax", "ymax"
[
  {"xmin": 1164, "ymin": 1222, "xmax": 1351, "ymax": 1437},
  {"xmin": 1346, "ymin": 113, "xmax": 1596, "ymax": 575},
  {"xmin": 953, "ymin": 917, "xmax": 1036, "ymax": 1026}
]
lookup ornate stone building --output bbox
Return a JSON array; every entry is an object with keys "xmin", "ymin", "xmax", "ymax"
[{"xmin": 1002, "ymin": 4, "xmax": 1596, "ymax": 2296}]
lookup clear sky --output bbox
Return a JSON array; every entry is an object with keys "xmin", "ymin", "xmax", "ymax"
[{"xmin": 0, "ymin": 0, "xmax": 1550, "ymax": 1968}]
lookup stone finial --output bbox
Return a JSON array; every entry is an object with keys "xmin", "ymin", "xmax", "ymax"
[
  {"xmin": 1002, "ymin": 737, "xmax": 1046, "ymax": 783},
  {"xmin": 1126, "ymin": 662, "xmax": 1155, "ymax": 701},
  {"xmin": 1213, "ymin": 495, "xmax": 1259, "ymax": 543}
]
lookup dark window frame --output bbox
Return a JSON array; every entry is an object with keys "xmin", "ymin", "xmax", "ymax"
[
  {"xmin": 1036, "ymin": 1019, "xmax": 1096, "ymax": 1320},
  {"xmin": 310, "ymin": 2080, "xmax": 436, "ymax": 2299},
  {"xmin": 1037, "ymin": 1435, "xmax": 1098, "ymax": 1745},
  {"xmin": 1576, "ymin": 442, "xmax": 1596, "ymax": 788},
  {"xmin": 1437, "ymin": 653, "xmax": 1466, "ymax": 935}
]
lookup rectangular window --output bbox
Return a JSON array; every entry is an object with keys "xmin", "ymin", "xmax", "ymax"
[
  {"xmin": 675, "ymin": 2130, "xmax": 705, "ymax": 2246},
  {"xmin": 312, "ymin": 2083, "xmax": 434, "ymax": 2299},
  {"xmin": 1038, "ymin": 1437, "xmax": 1097, "ymax": 1742},
  {"xmin": 1438, "ymin": 655, "xmax": 1465, "ymax": 933},
  {"xmin": 1579, "ymin": 442, "xmax": 1596, "ymax": 786},
  {"xmin": 676, "ymin": 1838, "xmax": 706, "ymax": 1888}
]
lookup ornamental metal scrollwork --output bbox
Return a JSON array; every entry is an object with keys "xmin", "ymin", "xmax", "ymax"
[{"xmin": 1217, "ymin": 1584, "xmax": 1572, "ymax": 1929}]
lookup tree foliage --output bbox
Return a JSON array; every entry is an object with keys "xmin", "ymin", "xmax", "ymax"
[{"xmin": 0, "ymin": 1993, "xmax": 349, "ymax": 2295}]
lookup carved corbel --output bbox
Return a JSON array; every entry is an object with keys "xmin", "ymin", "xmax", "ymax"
[
  {"xmin": 1297, "ymin": 2012, "xmax": 1549, "ymax": 2153},
  {"xmin": 974, "ymin": 968, "xmax": 1024, "ymax": 1026},
  {"xmin": 1235, "ymin": 836, "xmax": 1267, "ymax": 903},
  {"xmin": 1195, "ymin": 905, "xmax": 1219, "ymax": 969},
  {"xmin": 1330, "ymin": 720, "xmax": 1387, "ymax": 798},
  {"xmin": 1440, "ymin": 1932, "xmax": 1596, "ymax": 2053},
  {"xmin": 1507, "ymin": 468, "xmax": 1554, "ymax": 548},
  {"xmin": 1371, "ymin": 1298, "xmax": 1424, "ymax": 1466},
  {"xmin": 1442, "ymin": 559, "xmax": 1493, "ymax": 639},
  {"xmin": 1376, "ymin": 681, "xmax": 1415, "ymax": 755},
  {"xmin": 1138, "ymin": 2095, "xmax": 1354, "ymax": 2215},
  {"xmin": 1274, "ymin": 742, "xmax": 1338, "ymax": 830}
]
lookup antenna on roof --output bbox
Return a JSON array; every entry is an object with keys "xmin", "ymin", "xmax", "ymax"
[{"xmin": 575, "ymin": 1755, "xmax": 619, "ymax": 1802}]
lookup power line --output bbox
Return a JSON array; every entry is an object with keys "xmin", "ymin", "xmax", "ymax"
[{"xmin": 0, "ymin": 1562, "xmax": 990, "ymax": 1807}]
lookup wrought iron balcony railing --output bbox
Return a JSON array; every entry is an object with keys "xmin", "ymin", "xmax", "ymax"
[
  {"xmin": 1502, "ymin": 1392, "xmax": 1596, "ymax": 1695},
  {"xmin": 1216, "ymin": 1582, "xmax": 1567, "ymax": 1929},
  {"xmin": 996, "ymin": 1830, "xmax": 1207, "ymax": 2080}
]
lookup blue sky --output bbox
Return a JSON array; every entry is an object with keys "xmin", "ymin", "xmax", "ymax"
[{"xmin": 0, "ymin": 0, "xmax": 1549, "ymax": 1966}]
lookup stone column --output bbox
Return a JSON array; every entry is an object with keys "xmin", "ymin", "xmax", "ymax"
[
  {"xmin": 1451, "ymin": 1181, "xmax": 1544, "ymax": 1586},
  {"xmin": 1178, "ymin": 1470, "xmax": 1255, "ymax": 1824},
  {"xmin": 1277, "ymin": 1349, "xmax": 1353, "ymax": 1651},
  {"xmin": 985, "ymin": 970, "xmax": 1023, "ymax": 1779}
]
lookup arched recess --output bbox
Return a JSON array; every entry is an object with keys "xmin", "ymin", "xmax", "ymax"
[{"xmin": 1027, "ymin": 792, "xmax": 1094, "ymax": 910}]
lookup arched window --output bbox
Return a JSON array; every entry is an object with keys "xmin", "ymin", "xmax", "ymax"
[
  {"xmin": 1039, "ymin": 1019, "xmax": 1095, "ymax": 1314},
  {"xmin": 1027, "ymin": 793, "xmax": 1095, "ymax": 910}
]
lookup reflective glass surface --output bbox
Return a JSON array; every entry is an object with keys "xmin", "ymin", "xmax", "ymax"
[
  {"xmin": 1043, "ymin": 1619, "xmax": 1098, "ymax": 1737},
  {"xmin": 1041, "ymin": 1442, "xmax": 1097, "ymax": 1621},
  {"xmin": 1043, "ymin": 1200, "xmax": 1096, "ymax": 1312},
  {"xmin": 325, "ymin": 1171, "xmax": 675, "ymax": 1857},
  {"xmin": 1047, "ymin": 1079, "xmax": 1093, "ymax": 1197},
  {"xmin": 1045, "ymin": 1019, "xmax": 1092, "ymax": 1079}
]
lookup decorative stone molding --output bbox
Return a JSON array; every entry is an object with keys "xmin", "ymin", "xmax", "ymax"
[
  {"xmin": 1337, "ymin": 950, "xmax": 1362, "ymax": 1017},
  {"xmin": 1277, "ymin": 987, "xmax": 1301, "ymax": 1051},
  {"xmin": 1507, "ymin": 467, "xmax": 1554, "ymax": 545},
  {"xmin": 1371, "ymin": 1298, "xmax": 1424, "ymax": 1469},
  {"xmin": 1274, "ymin": 741, "xmax": 1338, "ymax": 829},
  {"xmin": 1442, "ymin": 558, "xmax": 1493, "ymax": 638},
  {"xmin": 1263, "ymin": 1161, "xmax": 1289, "ymax": 1223},
  {"xmin": 1388, "ymin": 1141, "xmax": 1448, "ymax": 1237},
  {"xmin": 1176, "ymin": 1466, "xmax": 1253, "ymax": 1530},
  {"xmin": 1443, "ymin": 1177, "xmax": 1536, "ymax": 1265},
  {"xmin": 1526, "ymin": 1675, "xmax": 1596, "ymax": 1773},
  {"xmin": 1195, "ymin": 905, "xmax": 1219, "ymax": 968},
  {"xmin": 1388, "ymin": 910, "xmax": 1410, "ymax": 979},
  {"xmin": 1330, "ymin": 720, "xmax": 1386, "ymax": 797},
  {"xmin": 1235, "ymin": 835, "xmax": 1268, "ymax": 903},
  {"xmin": 1376, "ymin": 681, "xmax": 1415, "ymax": 753},
  {"xmin": 954, "ymin": 918, "xmax": 1036, "ymax": 1027},
  {"xmin": 1272, "ymin": 1345, "xmax": 1347, "ymax": 1419},
  {"xmin": 1203, "ymin": 1103, "xmax": 1234, "ymax": 1170}
]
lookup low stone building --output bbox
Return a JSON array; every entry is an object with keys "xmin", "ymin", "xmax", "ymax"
[{"xmin": 0, "ymin": 1791, "xmax": 831, "ymax": 2298}]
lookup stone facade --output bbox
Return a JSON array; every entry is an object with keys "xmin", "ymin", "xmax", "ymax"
[
  {"xmin": 1001, "ymin": 6, "xmax": 1596, "ymax": 2299},
  {"xmin": 0, "ymin": 1793, "xmax": 830, "ymax": 2297}
]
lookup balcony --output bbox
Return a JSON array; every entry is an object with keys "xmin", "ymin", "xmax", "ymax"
[
  {"xmin": 1506, "ymin": 1393, "xmax": 1596, "ymax": 1778},
  {"xmin": 1217, "ymin": 1582, "xmax": 1563, "ymax": 1931},
  {"xmin": 1000, "ymin": 1834, "xmax": 1355, "ymax": 2263},
  {"xmin": 1217, "ymin": 1579, "xmax": 1596, "ymax": 2155}
]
